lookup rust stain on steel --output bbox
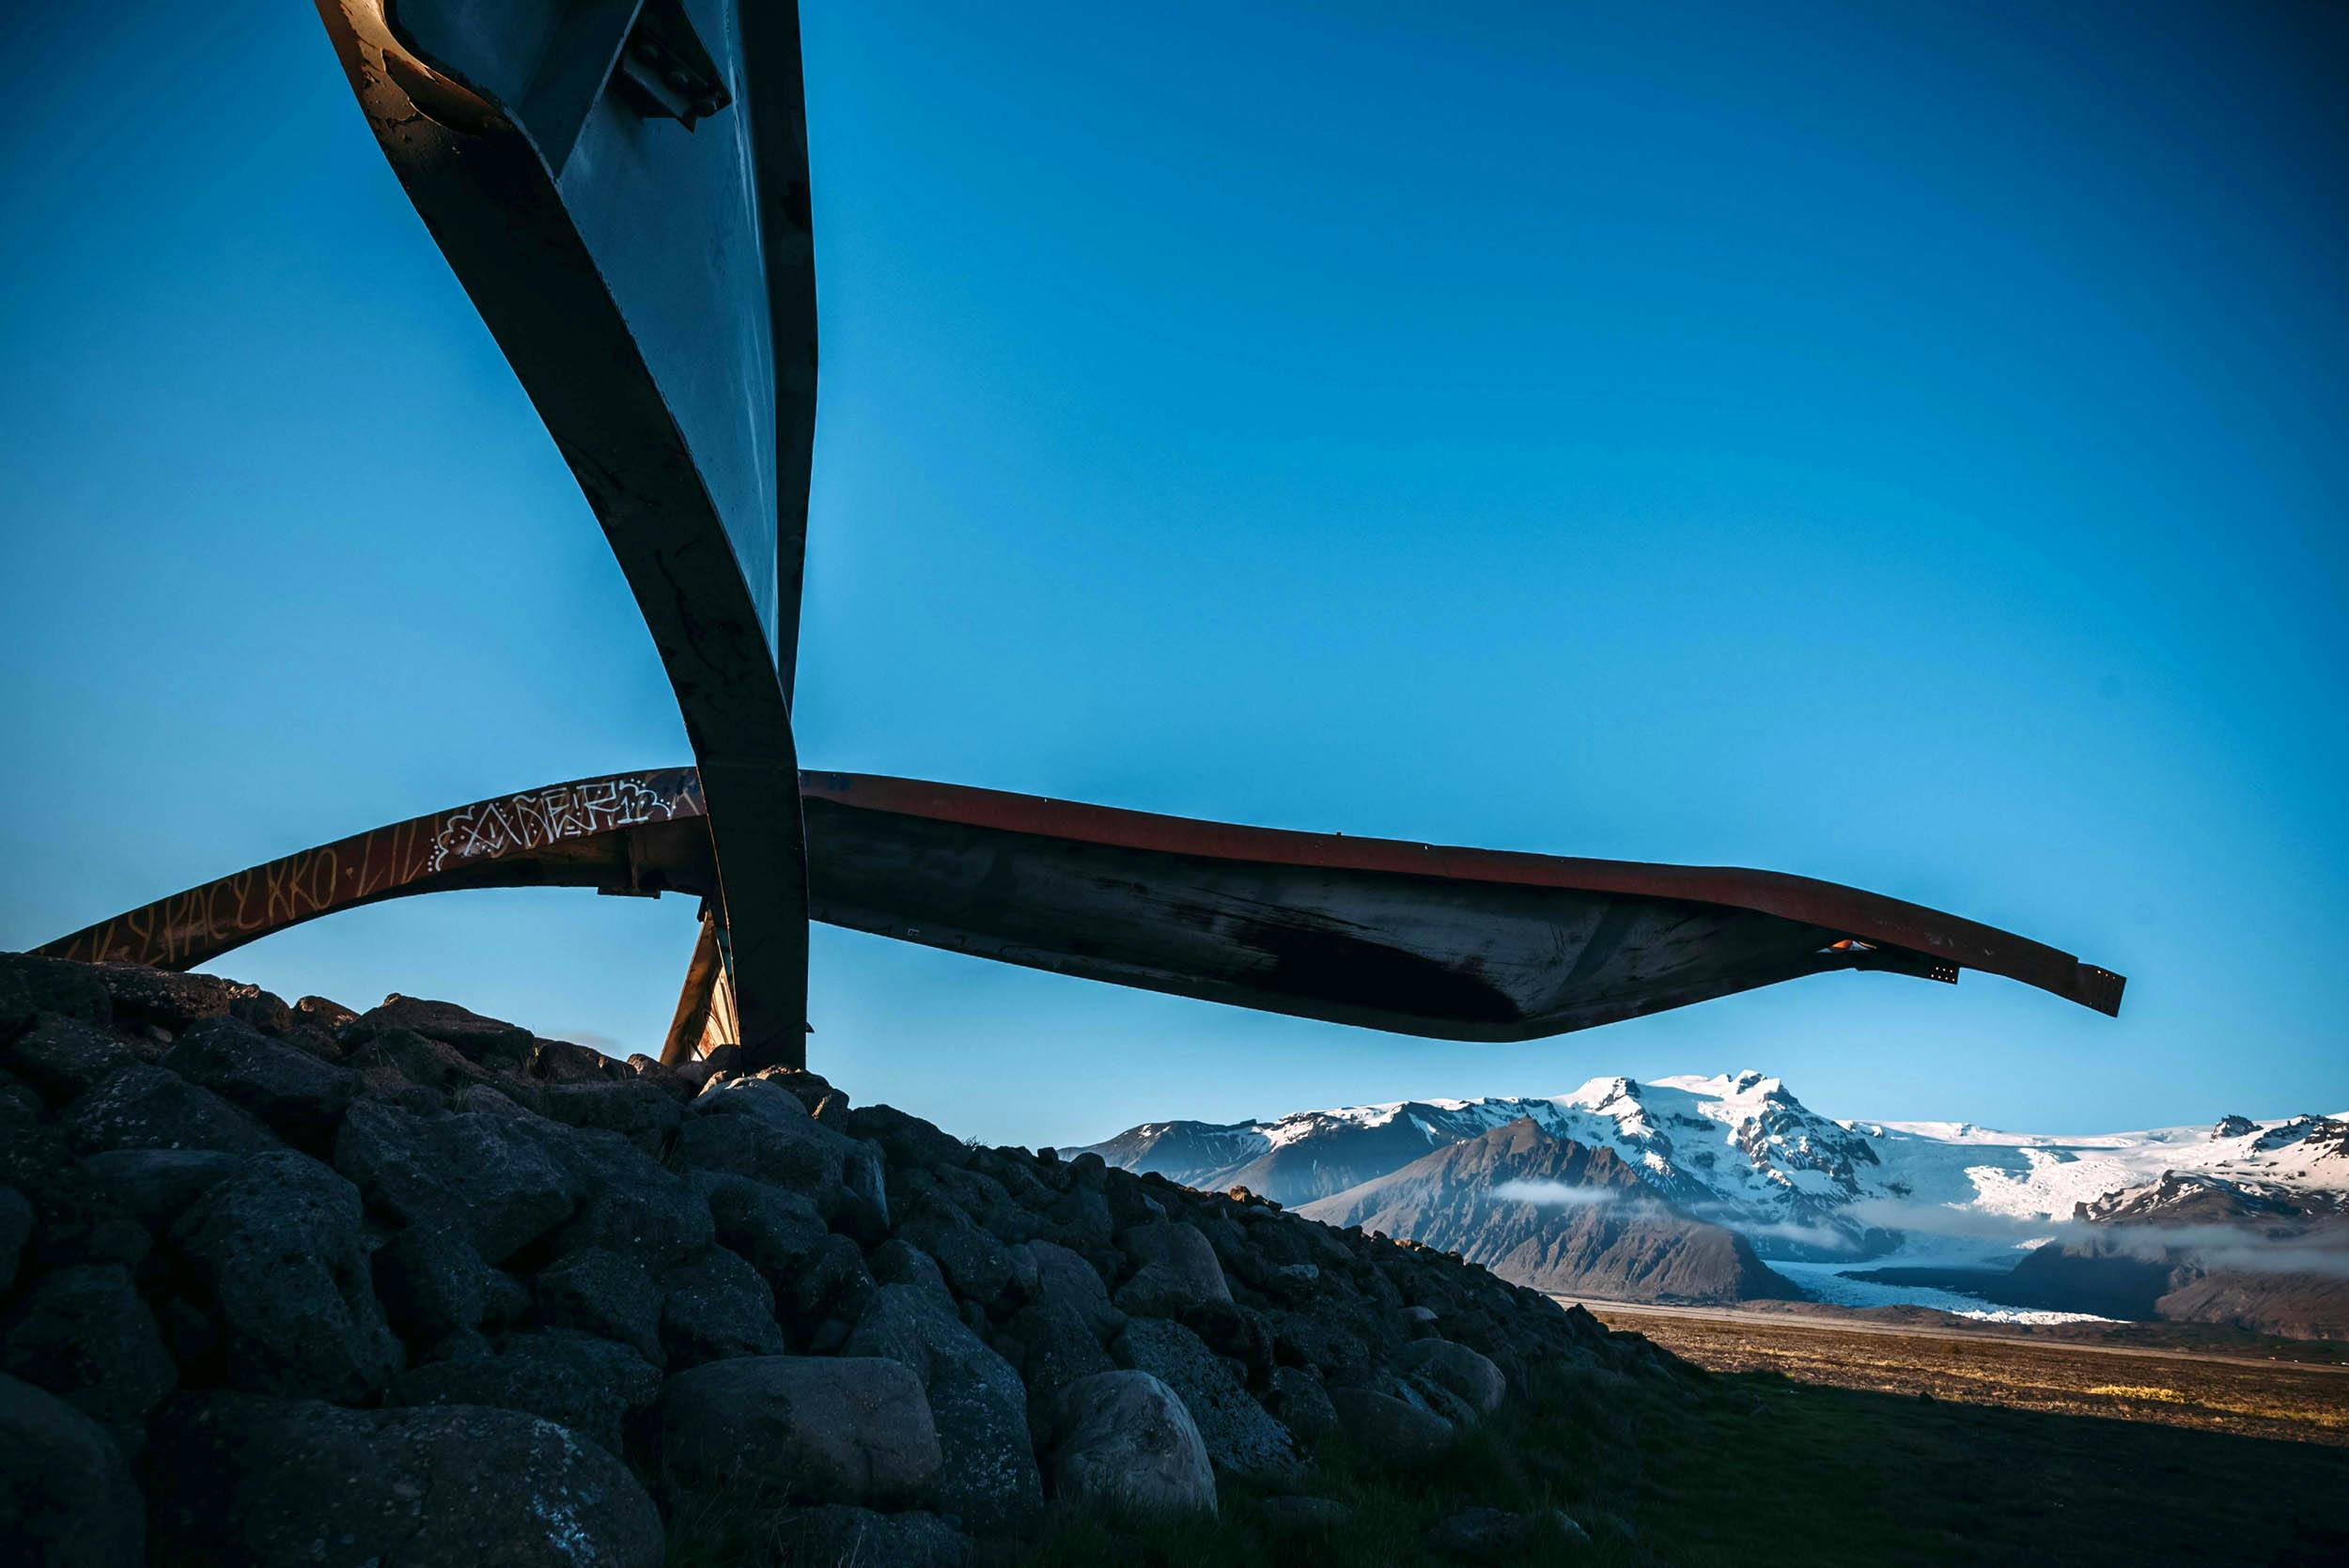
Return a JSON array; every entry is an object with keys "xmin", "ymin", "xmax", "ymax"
[
  {"xmin": 39, "ymin": 769, "xmax": 2123, "ymax": 1045},
  {"xmin": 39, "ymin": 770, "xmax": 706, "ymax": 971}
]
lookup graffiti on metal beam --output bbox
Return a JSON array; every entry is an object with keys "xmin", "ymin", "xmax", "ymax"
[
  {"xmin": 426, "ymin": 776, "xmax": 694, "ymax": 874},
  {"xmin": 42, "ymin": 769, "xmax": 707, "ymax": 970}
]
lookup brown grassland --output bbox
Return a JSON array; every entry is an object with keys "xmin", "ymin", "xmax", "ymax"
[{"xmin": 1582, "ymin": 1300, "xmax": 2349, "ymax": 1448}]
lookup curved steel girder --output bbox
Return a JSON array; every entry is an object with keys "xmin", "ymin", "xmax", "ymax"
[
  {"xmin": 798, "ymin": 775, "xmax": 2125, "ymax": 1039},
  {"xmin": 313, "ymin": 1, "xmax": 817, "ymax": 1066},
  {"xmin": 36, "ymin": 769, "xmax": 2124, "ymax": 1048},
  {"xmin": 37, "ymin": 770, "xmax": 717, "ymax": 975}
]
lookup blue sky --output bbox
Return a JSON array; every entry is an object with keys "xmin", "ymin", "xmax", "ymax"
[{"xmin": 3, "ymin": 2, "xmax": 2343, "ymax": 1149}]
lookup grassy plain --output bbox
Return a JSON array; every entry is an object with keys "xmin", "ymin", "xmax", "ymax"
[{"xmin": 1583, "ymin": 1299, "xmax": 2349, "ymax": 1448}]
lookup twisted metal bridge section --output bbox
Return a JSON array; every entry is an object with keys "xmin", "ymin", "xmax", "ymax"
[
  {"xmin": 39, "ymin": 770, "xmax": 2124, "ymax": 1066},
  {"xmin": 35, "ymin": 3, "xmax": 2125, "ymax": 1066}
]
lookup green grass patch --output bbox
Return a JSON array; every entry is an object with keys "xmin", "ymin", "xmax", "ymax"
[{"xmin": 1009, "ymin": 1358, "xmax": 2349, "ymax": 1567}]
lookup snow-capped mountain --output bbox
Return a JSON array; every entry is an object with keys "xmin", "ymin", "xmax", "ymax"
[
  {"xmin": 1072, "ymin": 1073, "xmax": 2349, "ymax": 1266},
  {"xmin": 1294, "ymin": 1118, "xmax": 1799, "ymax": 1305}
]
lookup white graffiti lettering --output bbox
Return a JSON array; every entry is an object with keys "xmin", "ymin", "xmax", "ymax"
[{"xmin": 427, "ymin": 776, "xmax": 681, "ymax": 872}]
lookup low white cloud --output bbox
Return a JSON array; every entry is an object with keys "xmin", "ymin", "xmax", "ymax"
[
  {"xmin": 1836, "ymin": 1198, "xmax": 2349, "ymax": 1278},
  {"xmin": 1729, "ymin": 1218, "xmax": 1864, "ymax": 1251},
  {"xmin": 2080, "ymin": 1223, "xmax": 2349, "ymax": 1279},
  {"xmin": 1492, "ymin": 1180, "xmax": 1619, "ymax": 1208}
]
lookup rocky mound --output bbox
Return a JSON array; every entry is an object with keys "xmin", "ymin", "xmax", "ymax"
[
  {"xmin": 1298, "ymin": 1119, "xmax": 1798, "ymax": 1304},
  {"xmin": 0, "ymin": 954, "xmax": 1653, "ymax": 1565}
]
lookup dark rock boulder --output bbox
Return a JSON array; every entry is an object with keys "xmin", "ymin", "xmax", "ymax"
[
  {"xmin": 63, "ymin": 1064, "xmax": 276, "ymax": 1157},
  {"xmin": 692, "ymin": 1075, "xmax": 810, "ymax": 1128},
  {"xmin": 1045, "ymin": 1184, "xmax": 1117, "ymax": 1251},
  {"xmin": 660, "ymin": 1246, "xmax": 787, "ymax": 1369},
  {"xmin": 1265, "ymin": 1365, "xmax": 1339, "ymax": 1444},
  {"xmin": 0, "ymin": 1127, "xmax": 150, "ymax": 1275},
  {"xmin": 1394, "ymin": 1338, "xmax": 1506, "ymax": 1423},
  {"xmin": 848, "ymin": 1103, "xmax": 972, "ymax": 1172},
  {"xmin": 148, "ymin": 1391, "xmax": 662, "ymax": 1568},
  {"xmin": 75, "ymin": 1147, "xmax": 241, "ymax": 1232},
  {"xmin": 691, "ymin": 1171, "xmax": 828, "ymax": 1293},
  {"xmin": 1113, "ymin": 1221, "xmax": 1232, "ymax": 1316},
  {"xmin": 526, "ymin": 1038, "xmax": 617, "ymax": 1084},
  {"xmin": 742, "ymin": 1064, "xmax": 842, "ymax": 1115},
  {"xmin": 4, "ymin": 1014, "xmax": 137, "ymax": 1102},
  {"xmin": 673, "ymin": 1083, "xmax": 888, "ymax": 1228},
  {"xmin": 1, "ymin": 1263, "xmax": 177, "ymax": 1426},
  {"xmin": 654, "ymin": 1356, "xmax": 941, "ymax": 1511},
  {"xmin": 334, "ymin": 1100, "xmax": 582, "ymax": 1264},
  {"xmin": 170, "ymin": 1150, "xmax": 402, "ymax": 1403},
  {"xmin": 1024, "ymin": 1239, "xmax": 1122, "ymax": 1333},
  {"xmin": 869, "ymin": 1237, "xmax": 953, "ymax": 1296},
  {"xmin": 391, "ymin": 1331, "xmax": 661, "ymax": 1460},
  {"xmin": 788, "ymin": 1233, "xmax": 878, "ymax": 1344},
  {"xmin": 160, "ymin": 1017, "xmax": 359, "ymax": 1147},
  {"xmin": 1328, "ymin": 1386, "xmax": 1456, "ymax": 1467},
  {"xmin": 622, "ymin": 1053, "xmax": 693, "ymax": 1094},
  {"xmin": 293, "ymin": 995, "xmax": 358, "ymax": 1034},
  {"xmin": 1115, "ymin": 1317, "xmax": 1299, "ymax": 1478},
  {"xmin": 894, "ymin": 1192, "xmax": 1015, "ymax": 1310},
  {"xmin": 0, "ymin": 954, "xmax": 112, "ymax": 1035},
  {"xmin": 1045, "ymin": 1369, "xmax": 1217, "ymax": 1515},
  {"xmin": 372, "ymin": 1222, "xmax": 491, "ymax": 1347},
  {"xmin": 553, "ymin": 1164, "xmax": 713, "ymax": 1271},
  {"xmin": 0, "ymin": 1373, "xmax": 143, "ymax": 1568},
  {"xmin": 84, "ymin": 966, "xmax": 283, "ymax": 1035},
  {"xmin": 342, "ymin": 996, "xmax": 537, "ymax": 1073},
  {"xmin": 536, "ymin": 1080, "xmax": 683, "ymax": 1155},
  {"xmin": 347, "ymin": 1027, "xmax": 499, "ymax": 1099},
  {"xmin": 844, "ymin": 1283, "xmax": 1042, "ymax": 1530},
  {"xmin": 1268, "ymin": 1293, "xmax": 1389, "ymax": 1385},
  {"xmin": 1003, "ymin": 1298, "xmax": 1118, "ymax": 1428},
  {"xmin": 535, "ymin": 1247, "xmax": 666, "ymax": 1365},
  {"xmin": 679, "ymin": 1043, "xmax": 740, "ymax": 1088}
]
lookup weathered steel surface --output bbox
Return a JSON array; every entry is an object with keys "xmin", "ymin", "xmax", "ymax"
[
  {"xmin": 38, "ymin": 770, "xmax": 712, "ymax": 973},
  {"xmin": 39, "ymin": 770, "xmax": 2123, "ymax": 1051},
  {"xmin": 799, "ymin": 775, "xmax": 2125, "ymax": 1038},
  {"xmin": 661, "ymin": 909, "xmax": 739, "ymax": 1064},
  {"xmin": 313, "ymin": 0, "xmax": 816, "ymax": 1067}
]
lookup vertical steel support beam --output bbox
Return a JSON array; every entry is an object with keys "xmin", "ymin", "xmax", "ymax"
[{"xmin": 314, "ymin": 1, "xmax": 818, "ymax": 1067}]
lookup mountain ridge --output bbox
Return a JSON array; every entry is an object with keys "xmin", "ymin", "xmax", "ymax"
[
  {"xmin": 1295, "ymin": 1118, "xmax": 1798, "ymax": 1304},
  {"xmin": 1070, "ymin": 1074, "xmax": 2349, "ymax": 1327}
]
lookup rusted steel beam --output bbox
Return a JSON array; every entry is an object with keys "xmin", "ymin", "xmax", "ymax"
[
  {"xmin": 312, "ymin": 1, "xmax": 817, "ymax": 1069},
  {"xmin": 37, "ymin": 770, "xmax": 2123, "ymax": 1052},
  {"xmin": 661, "ymin": 909, "xmax": 739, "ymax": 1065},
  {"xmin": 36, "ymin": 770, "xmax": 714, "ymax": 974}
]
